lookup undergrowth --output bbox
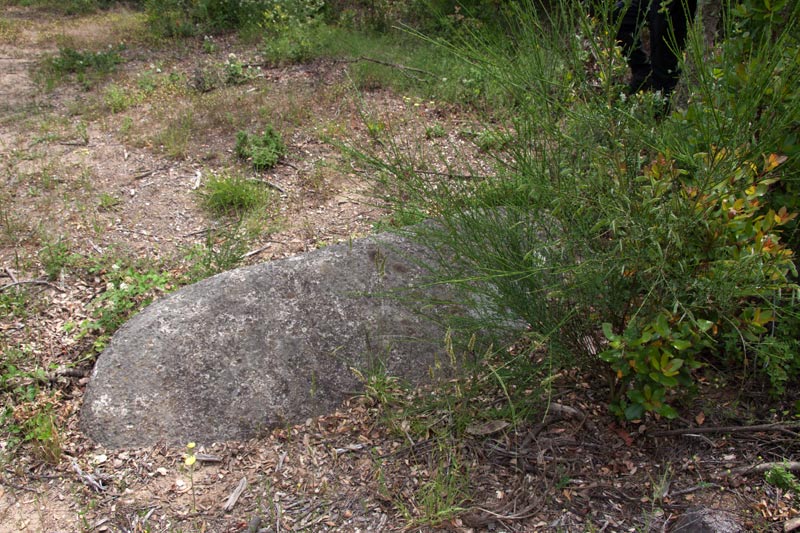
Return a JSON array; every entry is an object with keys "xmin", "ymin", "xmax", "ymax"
[{"xmin": 356, "ymin": 0, "xmax": 800, "ymax": 419}]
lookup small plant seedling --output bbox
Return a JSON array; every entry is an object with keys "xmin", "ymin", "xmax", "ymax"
[
  {"xmin": 184, "ymin": 442, "xmax": 197, "ymax": 511},
  {"xmin": 202, "ymin": 36, "xmax": 217, "ymax": 54},
  {"xmin": 224, "ymin": 54, "xmax": 250, "ymax": 85},
  {"xmin": 104, "ymin": 84, "xmax": 135, "ymax": 113},
  {"xmin": 98, "ymin": 193, "xmax": 121, "ymax": 211},
  {"xmin": 39, "ymin": 239, "xmax": 73, "ymax": 281}
]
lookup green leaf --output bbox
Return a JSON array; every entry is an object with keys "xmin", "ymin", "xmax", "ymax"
[
  {"xmin": 696, "ymin": 319, "xmax": 714, "ymax": 332},
  {"xmin": 657, "ymin": 404, "xmax": 679, "ymax": 419},
  {"xmin": 625, "ymin": 403, "xmax": 645, "ymax": 420},
  {"xmin": 627, "ymin": 389, "xmax": 645, "ymax": 404},
  {"xmin": 653, "ymin": 313, "xmax": 671, "ymax": 338},
  {"xmin": 598, "ymin": 349, "xmax": 620, "ymax": 363},
  {"xmin": 663, "ymin": 358, "xmax": 684, "ymax": 377},
  {"xmin": 671, "ymin": 339, "xmax": 692, "ymax": 351},
  {"xmin": 602, "ymin": 323, "xmax": 618, "ymax": 342}
]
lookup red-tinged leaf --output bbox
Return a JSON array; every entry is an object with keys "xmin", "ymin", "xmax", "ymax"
[
  {"xmin": 609, "ymin": 422, "xmax": 634, "ymax": 446},
  {"xmin": 765, "ymin": 153, "xmax": 788, "ymax": 172}
]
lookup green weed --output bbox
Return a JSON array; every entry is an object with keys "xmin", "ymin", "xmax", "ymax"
[
  {"xmin": 425, "ymin": 123, "xmax": 447, "ymax": 139},
  {"xmin": 68, "ymin": 257, "xmax": 172, "ymax": 354},
  {"xmin": 38, "ymin": 239, "xmax": 73, "ymax": 281},
  {"xmin": 0, "ymin": 289, "xmax": 31, "ymax": 319},
  {"xmin": 38, "ymin": 46, "xmax": 124, "ymax": 90},
  {"xmin": 0, "ymin": 16, "xmax": 21, "ymax": 43},
  {"xmin": 7, "ymin": 0, "xmax": 109, "ymax": 15},
  {"xmin": 765, "ymin": 463, "xmax": 800, "ymax": 495},
  {"xmin": 97, "ymin": 192, "xmax": 120, "ymax": 211},
  {"xmin": 104, "ymin": 83, "xmax": 138, "ymax": 113},
  {"xmin": 199, "ymin": 172, "xmax": 273, "ymax": 217},
  {"xmin": 235, "ymin": 128, "xmax": 286, "ymax": 171},
  {"xmin": 155, "ymin": 110, "xmax": 195, "ymax": 159},
  {"xmin": 0, "ymin": 346, "xmax": 61, "ymax": 463},
  {"xmin": 182, "ymin": 224, "xmax": 250, "ymax": 282},
  {"xmin": 397, "ymin": 446, "xmax": 470, "ymax": 527},
  {"xmin": 223, "ymin": 54, "xmax": 252, "ymax": 85}
]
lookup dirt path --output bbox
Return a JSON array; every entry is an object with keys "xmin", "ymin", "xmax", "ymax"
[{"xmin": 0, "ymin": 6, "xmax": 798, "ymax": 533}]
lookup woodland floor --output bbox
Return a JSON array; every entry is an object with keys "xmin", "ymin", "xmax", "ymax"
[{"xmin": 0, "ymin": 5, "xmax": 798, "ymax": 532}]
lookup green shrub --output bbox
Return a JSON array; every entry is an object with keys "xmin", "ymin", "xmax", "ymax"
[
  {"xmin": 144, "ymin": 0, "xmax": 267, "ymax": 37},
  {"xmin": 360, "ymin": 0, "xmax": 800, "ymax": 419},
  {"xmin": 235, "ymin": 127, "xmax": 286, "ymax": 171},
  {"xmin": 261, "ymin": 0, "xmax": 326, "ymax": 64}
]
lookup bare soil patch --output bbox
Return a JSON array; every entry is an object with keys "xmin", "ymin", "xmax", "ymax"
[{"xmin": 0, "ymin": 7, "xmax": 798, "ymax": 532}]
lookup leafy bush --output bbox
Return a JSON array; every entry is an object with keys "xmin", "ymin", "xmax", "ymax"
[
  {"xmin": 361, "ymin": 0, "xmax": 800, "ymax": 419},
  {"xmin": 235, "ymin": 127, "xmax": 286, "ymax": 171},
  {"xmin": 261, "ymin": 0, "xmax": 326, "ymax": 64},
  {"xmin": 144, "ymin": 0, "xmax": 266, "ymax": 37}
]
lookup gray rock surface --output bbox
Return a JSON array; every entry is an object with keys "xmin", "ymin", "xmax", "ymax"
[
  {"xmin": 671, "ymin": 507, "xmax": 744, "ymax": 533},
  {"xmin": 80, "ymin": 233, "xmax": 455, "ymax": 448}
]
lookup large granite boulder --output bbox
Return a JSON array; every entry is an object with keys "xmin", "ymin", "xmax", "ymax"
[
  {"xmin": 80, "ymin": 233, "xmax": 456, "ymax": 448},
  {"xmin": 671, "ymin": 507, "xmax": 744, "ymax": 533}
]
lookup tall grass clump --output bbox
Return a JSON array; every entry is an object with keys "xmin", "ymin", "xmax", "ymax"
[{"xmin": 359, "ymin": 0, "xmax": 800, "ymax": 419}]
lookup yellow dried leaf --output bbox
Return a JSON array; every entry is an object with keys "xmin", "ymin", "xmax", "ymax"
[{"xmin": 765, "ymin": 153, "xmax": 788, "ymax": 172}]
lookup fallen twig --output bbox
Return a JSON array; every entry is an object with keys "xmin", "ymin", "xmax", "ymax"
[
  {"xmin": 222, "ymin": 476, "xmax": 247, "ymax": 512},
  {"xmin": 471, "ymin": 502, "xmax": 539, "ymax": 521},
  {"xmin": 242, "ymin": 242, "xmax": 279, "ymax": 259},
  {"xmin": 71, "ymin": 460, "xmax": 105, "ymax": 492},
  {"xmin": 275, "ymin": 452, "xmax": 287, "ymax": 473},
  {"xmin": 131, "ymin": 166, "xmax": 169, "ymax": 180},
  {"xmin": 90, "ymin": 518, "xmax": 110, "ymax": 530},
  {"xmin": 3, "ymin": 267, "xmax": 18, "ymax": 283},
  {"xmin": 183, "ymin": 221, "xmax": 235, "ymax": 238},
  {"xmin": 412, "ymin": 169, "xmax": 484, "ymax": 180},
  {"xmin": 192, "ymin": 170, "xmax": 202, "ymax": 190},
  {"xmin": 0, "ymin": 279, "xmax": 65, "ymax": 293},
  {"xmin": 278, "ymin": 160, "xmax": 299, "ymax": 171},
  {"xmin": 337, "ymin": 56, "xmax": 436, "ymax": 79},
  {"xmin": 732, "ymin": 461, "xmax": 800, "ymax": 476},
  {"xmin": 668, "ymin": 483, "xmax": 722, "ymax": 498},
  {"xmin": 648, "ymin": 422, "xmax": 800, "ymax": 438},
  {"xmin": 247, "ymin": 178, "xmax": 286, "ymax": 194},
  {"xmin": 195, "ymin": 453, "xmax": 222, "ymax": 463},
  {"xmin": 334, "ymin": 443, "xmax": 366, "ymax": 455}
]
